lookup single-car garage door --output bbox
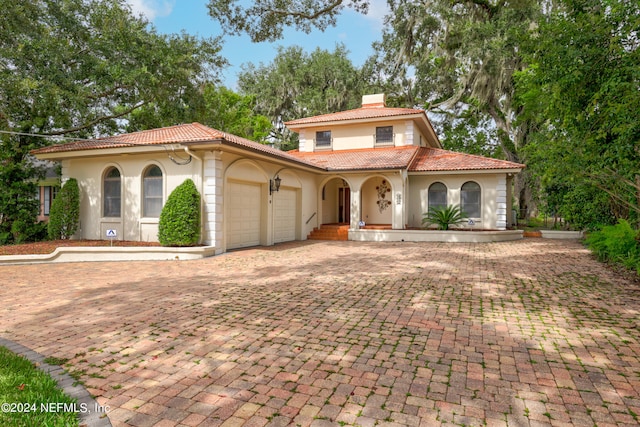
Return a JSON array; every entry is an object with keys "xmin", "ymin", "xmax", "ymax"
[
  {"xmin": 227, "ymin": 182, "xmax": 261, "ymax": 249},
  {"xmin": 273, "ymin": 188, "xmax": 297, "ymax": 243}
]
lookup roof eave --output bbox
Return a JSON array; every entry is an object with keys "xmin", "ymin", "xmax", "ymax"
[
  {"xmin": 409, "ymin": 168, "xmax": 523, "ymax": 175},
  {"xmin": 286, "ymin": 112, "xmax": 427, "ymax": 130},
  {"xmin": 31, "ymin": 144, "xmax": 177, "ymax": 160},
  {"xmin": 183, "ymin": 139, "xmax": 327, "ymax": 172}
]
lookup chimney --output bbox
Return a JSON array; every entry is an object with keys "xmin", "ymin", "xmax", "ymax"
[{"xmin": 361, "ymin": 93, "xmax": 386, "ymax": 108}]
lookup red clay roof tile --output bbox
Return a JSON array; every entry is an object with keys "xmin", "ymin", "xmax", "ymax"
[
  {"xmin": 287, "ymin": 146, "xmax": 524, "ymax": 172},
  {"xmin": 31, "ymin": 123, "xmax": 224, "ymax": 154},
  {"xmin": 288, "ymin": 146, "xmax": 419, "ymax": 170},
  {"xmin": 410, "ymin": 148, "xmax": 525, "ymax": 171},
  {"xmin": 31, "ymin": 123, "xmax": 524, "ymax": 173}
]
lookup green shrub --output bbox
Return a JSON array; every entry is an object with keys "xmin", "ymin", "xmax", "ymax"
[
  {"xmin": 585, "ymin": 219, "xmax": 640, "ymax": 274},
  {"xmin": 158, "ymin": 179, "xmax": 201, "ymax": 246},
  {"xmin": 422, "ymin": 205, "xmax": 469, "ymax": 230},
  {"xmin": 10, "ymin": 219, "xmax": 49, "ymax": 244},
  {"xmin": 47, "ymin": 178, "xmax": 80, "ymax": 240}
]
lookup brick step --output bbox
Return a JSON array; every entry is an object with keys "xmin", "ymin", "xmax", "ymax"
[{"xmin": 307, "ymin": 224, "xmax": 349, "ymax": 241}]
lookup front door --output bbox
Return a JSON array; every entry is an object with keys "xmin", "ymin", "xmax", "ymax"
[{"xmin": 338, "ymin": 187, "xmax": 350, "ymax": 223}]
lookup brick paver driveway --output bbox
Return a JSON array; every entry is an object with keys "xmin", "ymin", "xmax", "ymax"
[{"xmin": 1, "ymin": 240, "xmax": 640, "ymax": 427}]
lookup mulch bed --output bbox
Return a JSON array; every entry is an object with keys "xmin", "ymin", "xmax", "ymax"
[{"xmin": 0, "ymin": 240, "xmax": 161, "ymax": 256}]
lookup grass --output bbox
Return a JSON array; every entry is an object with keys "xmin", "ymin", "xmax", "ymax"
[{"xmin": 0, "ymin": 346, "xmax": 78, "ymax": 427}]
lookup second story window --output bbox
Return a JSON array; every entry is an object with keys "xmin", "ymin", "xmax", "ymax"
[
  {"xmin": 315, "ymin": 130, "xmax": 332, "ymax": 148},
  {"xmin": 375, "ymin": 126, "xmax": 394, "ymax": 145}
]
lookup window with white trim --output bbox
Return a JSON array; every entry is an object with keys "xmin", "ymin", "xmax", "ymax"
[
  {"xmin": 428, "ymin": 182, "xmax": 447, "ymax": 211},
  {"xmin": 461, "ymin": 181, "xmax": 481, "ymax": 218},
  {"xmin": 375, "ymin": 126, "xmax": 394, "ymax": 145},
  {"xmin": 315, "ymin": 130, "xmax": 332, "ymax": 148},
  {"xmin": 143, "ymin": 165, "xmax": 163, "ymax": 217},
  {"xmin": 103, "ymin": 167, "xmax": 121, "ymax": 217}
]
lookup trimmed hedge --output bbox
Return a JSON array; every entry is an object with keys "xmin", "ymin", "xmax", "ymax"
[
  {"xmin": 48, "ymin": 178, "xmax": 80, "ymax": 240},
  {"xmin": 158, "ymin": 179, "xmax": 201, "ymax": 246}
]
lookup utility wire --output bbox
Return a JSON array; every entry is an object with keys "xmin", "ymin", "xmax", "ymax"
[{"xmin": 0, "ymin": 130, "xmax": 192, "ymax": 165}]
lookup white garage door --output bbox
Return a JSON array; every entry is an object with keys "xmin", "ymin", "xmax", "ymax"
[
  {"xmin": 227, "ymin": 182, "xmax": 261, "ymax": 249},
  {"xmin": 274, "ymin": 188, "xmax": 297, "ymax": 243}
]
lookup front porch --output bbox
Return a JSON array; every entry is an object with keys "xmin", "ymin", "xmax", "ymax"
[
  {"xmin": 308, "ymin": 222, "xmax": 523, "ymax": 243},
  {"xmin": 350, "ymin": 228, "xmax": 524, "ymax": 243}
]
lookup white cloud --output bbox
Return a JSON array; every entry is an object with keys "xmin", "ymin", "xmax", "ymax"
[{"xmin": 126, "ymin": 0, "xmax": 174, "ymax": 21}]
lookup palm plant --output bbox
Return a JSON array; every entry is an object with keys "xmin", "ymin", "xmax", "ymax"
[{"xmin": 422, "ymin": 205, "xmax": 469, "ymax": 230}]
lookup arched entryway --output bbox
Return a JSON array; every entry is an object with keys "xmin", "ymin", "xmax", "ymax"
[
  {"xmin": 361, "ymin": 176, "xmax": 393, "ymax": 226},
  {"xmin": 320, "ymin": 177, "xmax": 351, "ymax": 225}
]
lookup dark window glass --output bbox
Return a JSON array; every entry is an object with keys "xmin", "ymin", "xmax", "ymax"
[
  {"xmin": 375, "ymin": 126, "xmax": 393, "ymax": 144},
  {"xmin": 316, "ymin": 130, "xmax": 331, "ymax": 147},
  {"xmin": 143, "ymin": 165, "xmax": 163, "ymax": 217},
  {"xmin": 103, "ymin": 167, "xmax": 121, "ymax": 217},
  {"xmin": 461, "ymin": 181, "xmax": 481, "ymax": 218},
  {"xmin": 428, "ymin": 182, "xmax": 447, "ymax": 211}
]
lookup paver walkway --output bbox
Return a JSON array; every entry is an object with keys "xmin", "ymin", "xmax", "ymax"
[{"xmin": 1, "ymin": 240, "xmax": 639, "ymax": 427}]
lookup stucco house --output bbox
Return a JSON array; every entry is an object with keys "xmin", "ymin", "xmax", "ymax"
[{"xmin": 32, "ymin": 94, "xmax": 524, "ymax": 253}]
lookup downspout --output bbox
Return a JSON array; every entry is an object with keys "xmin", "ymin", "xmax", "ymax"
[{"xmin": 183, "ymin": 146, "xmax": 202, "ymax": 162}]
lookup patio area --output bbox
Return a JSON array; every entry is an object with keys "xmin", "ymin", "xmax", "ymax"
[{"xmin": 1, "ymin": 239, "xmax": 639, "ymax": 426}]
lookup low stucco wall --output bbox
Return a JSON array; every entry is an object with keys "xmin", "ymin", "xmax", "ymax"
[
  {"xmin": 540, "ymin": 230, "xmax": 584, "ymax": 239},
  {"xmin": 0, "ymin": 245, "xmax": 217, "ymax": 265},
  {"xmin": 349, "ymin": 229, "xmax": 523, "ymax": 243}
]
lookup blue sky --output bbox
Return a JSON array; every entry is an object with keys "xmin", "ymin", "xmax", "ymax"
[{"xmin": 126, "ymin": 0, "xmax": 389, "ymax": 89}]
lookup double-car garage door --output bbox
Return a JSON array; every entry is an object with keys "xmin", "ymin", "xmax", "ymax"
[{"xmin": 227, "ymin": 182, "xmax": 297, "ymax": 250}]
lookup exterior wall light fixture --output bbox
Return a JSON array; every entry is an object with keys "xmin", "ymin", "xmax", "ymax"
[{"xmin": 270, "ymin": 175, "xmax": 282, "ymax": 195}]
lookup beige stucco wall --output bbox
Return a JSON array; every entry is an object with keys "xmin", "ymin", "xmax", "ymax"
[
  {"xmin": 57, "ymin": 147, "xmax": 513, "ymax": 251},
  {"xmin": 61, "ymin": 153, "xmax": 199, "ymax": 242},
  {"xmin": 407, "ymin": 174, "xmax": 505, "ymax": 230},
  {"xmin": 298, "ymin": 121, "xmax": 426, "ymax": 152},
  {"xmin": 60, "ymin": 149, "xmax": 321, "ymax": 252}
]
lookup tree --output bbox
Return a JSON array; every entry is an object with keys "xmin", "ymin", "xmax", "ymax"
[
  {"xmin": 197, "ymin": 85, "xmax": 272, "ymax": 142},
  {"xmin": 158, "ymin": 179, "xmax": 201, "ymax": 247},
  {"xmin": 209, "ymin": 0, "xmax": 543, "ymax": 215},
  {"xmin": 0, "ymin": 0, "xmax": 225, "ymax": 243},
  {"xmin": 518, "ymin": 0, "xmax": 640, "ymax": 228},
  {"xmin": 207, "ymin": 0, "xmax": 369, "ymax": 42},
  {"xmin": 48, "ymin": 178, "xmax": 80, "ymax": 240},
  {"xmin": 127, "ymin": 85, "xmax": 273, "ymax": 142},
  {"xmin": 370, "ymin": 0, "xmax": 544, "ymax": 216},
  {"xmin": 237, "ymin": 44, "xmax": 364, "ymax": 149}
]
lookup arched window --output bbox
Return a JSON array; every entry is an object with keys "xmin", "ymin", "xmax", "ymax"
[
  {"xmin": 428, "ymin": 182, "xmax": 447, "ymax": 211},
  {"xmin": 461, "ymin": 181, "xmax": 481, "ymax": 218},
  {"xmin": 103, "ymin": 167, "xmax": 121, "ymax": 217},
  {"xmin": 143, "ymin": 165, "xmax": 163, "ymax": 217}
]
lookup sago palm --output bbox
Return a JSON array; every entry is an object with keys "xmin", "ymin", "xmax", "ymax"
[{"xmin": 422, "ymin": 205, "xmax": 469, "ymax": 230}]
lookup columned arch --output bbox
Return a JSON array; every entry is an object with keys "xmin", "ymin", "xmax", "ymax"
[{"xmin": 318, "ymin": 176, "xmax": 352, "ymax": 226}]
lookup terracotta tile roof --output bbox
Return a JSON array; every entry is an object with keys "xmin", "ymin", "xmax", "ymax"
[
  {"xmin": 288, "ymin": 146, "xmax": 420, "ymax": 170},
  {"xmin": 287, "ymin": 146, "xmax": 525, "ymax": 172},
  {"xmin": 31, "ymin": 123, "xmax": 224, "ymax": 154},
  {"xmin": 284, "ymin": 106, "xmax": 426, "ymax": 126},
  {"xmin": 29, "ymin": 123, "xmax": 324, "ymax": 170},
  {"xmin": 31, "ymin": 123, "xmax": 524, "ymax": 173},
  {"xmin": 410, "ymin": 148, "xmax": 525, "ymax": 171}
]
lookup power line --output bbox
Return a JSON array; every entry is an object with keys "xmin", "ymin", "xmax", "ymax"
[
  {"xmin": 0, "ymin": 130, "xmax": 87, "ymax": 141},
  {"xmin": 0, "ymin": 129, "xmax": 192, "ymax": 165}
]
